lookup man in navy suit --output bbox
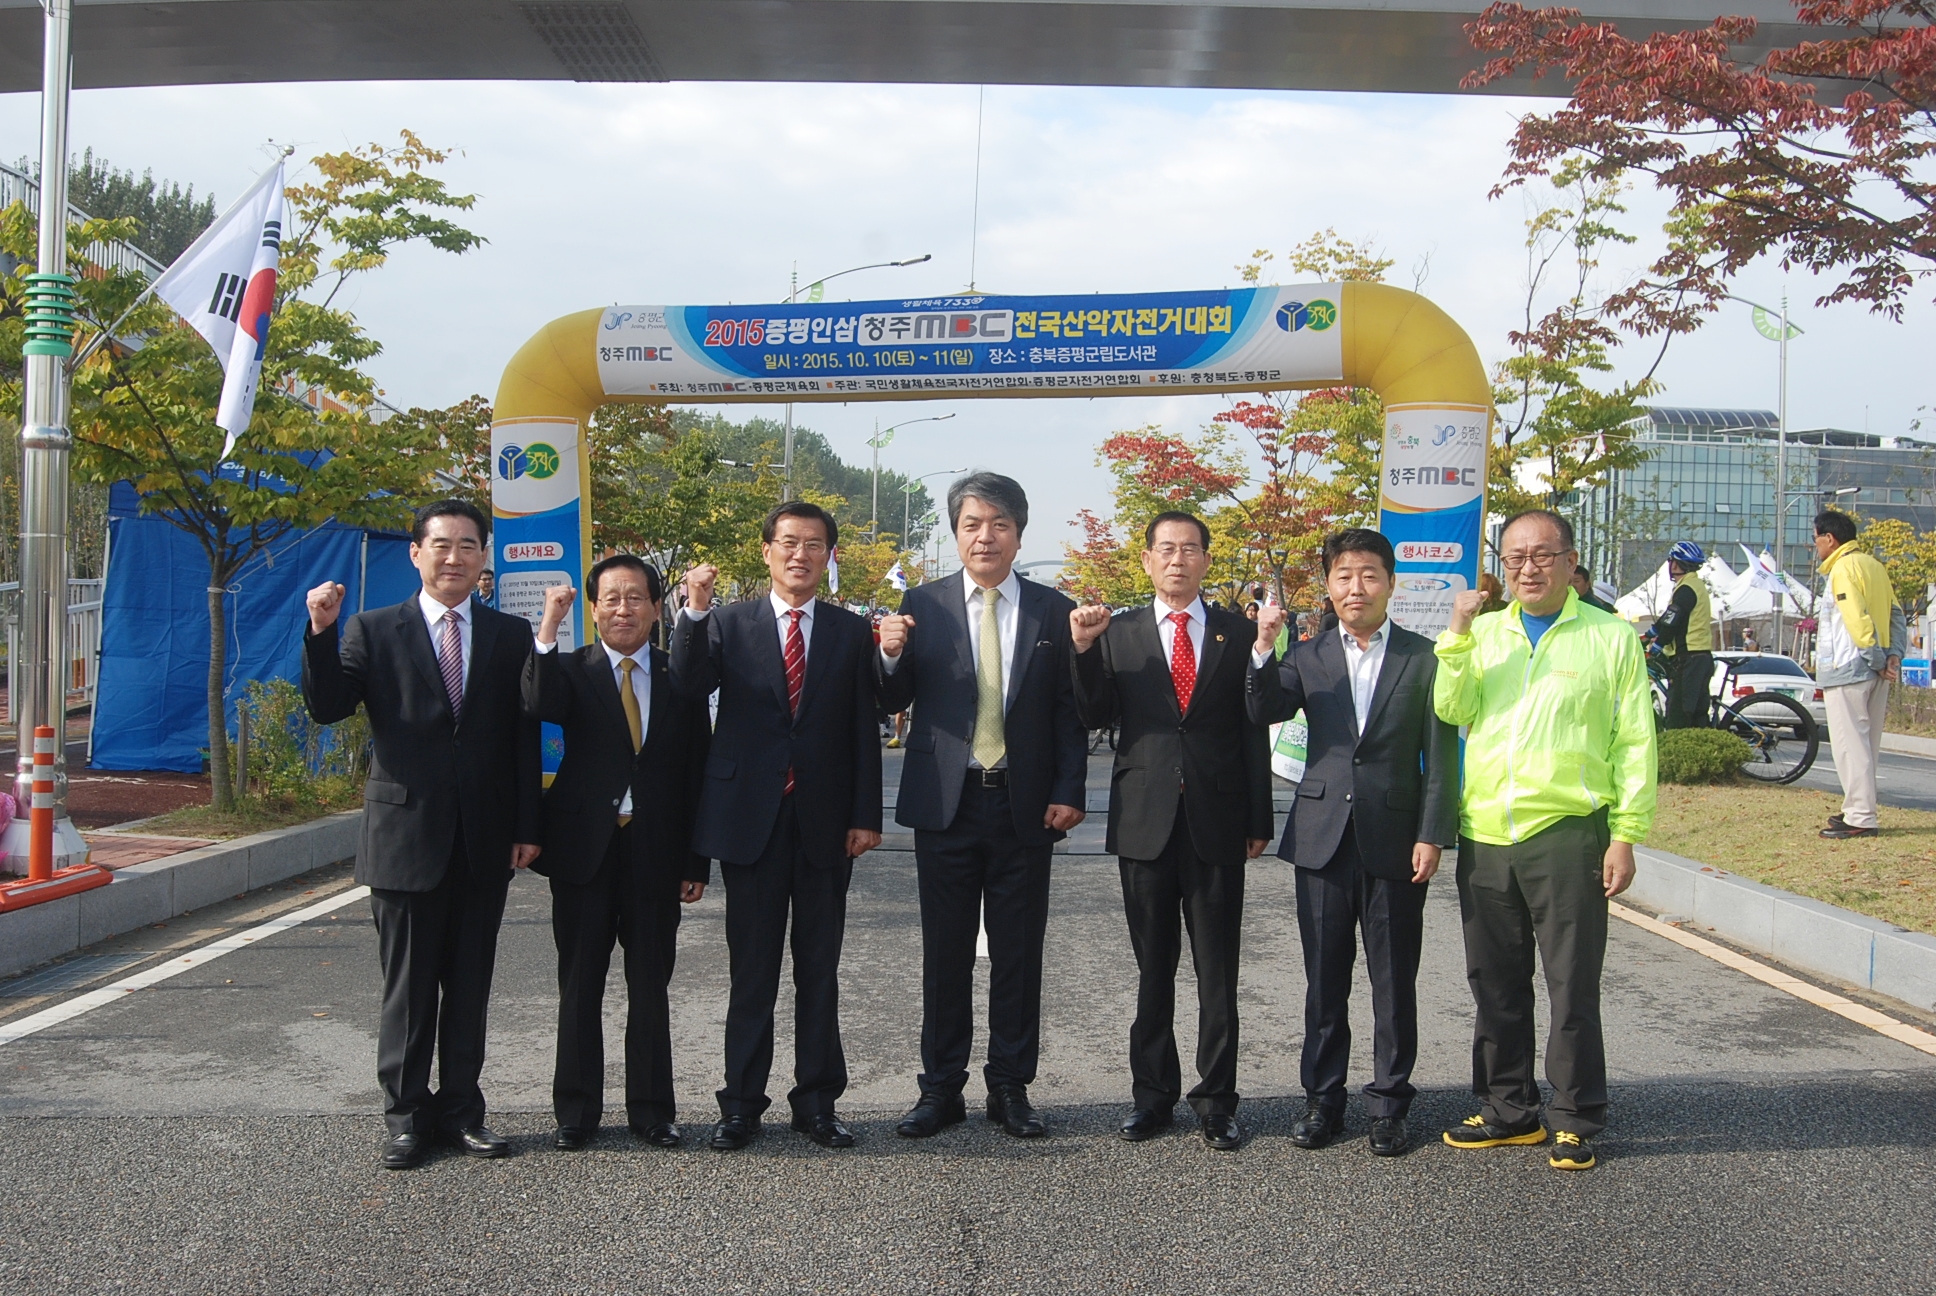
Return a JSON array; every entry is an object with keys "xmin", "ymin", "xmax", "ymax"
[
  {"xmin": 876, "ymin": 472, "xmax": 1088, "ymax": 1140},
  {"xmin": 671, "ymin": 501, "xmax": 883, "ymax": 1151},
  {"xmin": 1247, "ymin": 528, "xmax": 1459, "ymax": 1157}
]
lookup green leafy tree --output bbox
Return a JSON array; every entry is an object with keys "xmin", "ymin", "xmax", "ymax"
[
  {"xmin": 66, "ymin": 148, "xmax": 218, "ymax": 264},
  {"xmin": 14, "ymin": 133, "xmax": 482, "ymax": 809},
  {"xmin": 1857, "ymin": 516, "xmax": 1936, "ymax": 618}
]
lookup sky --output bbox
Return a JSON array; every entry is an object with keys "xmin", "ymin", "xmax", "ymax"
[{"xmin": 3, "ymin": 77, "xmax": 1930, "ymax": 568}]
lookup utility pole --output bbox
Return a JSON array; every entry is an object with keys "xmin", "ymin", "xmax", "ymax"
[
  {"xmin": 5, "ymin": 0, "xmax": 86, "ymax": 874},
  {"xmin": 1775, "ymin": 292, "xmax": 1790, "ymax": 655}
]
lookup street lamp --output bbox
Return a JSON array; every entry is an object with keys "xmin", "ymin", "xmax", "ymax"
[
  {"xmin": 1725, "ymin": 292, "xmax": 1805, "ymax": 569},
  {"xmin": 900, "ymin": 469, "xmax": 965, "ymax": 574},
  {"xmin": 780, "ymin": 254, "xmax": 932, "ymax": 501},
  {"xmin": 868, "ymin": 413, "xmax": 956, "ymax": 540}
]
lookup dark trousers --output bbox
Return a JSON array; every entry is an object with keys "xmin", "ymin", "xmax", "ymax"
[
  {"xmin": 717, "ymin": 798, "xmax": 852, "ymax": 1120},
  {"xmin": 1456, "ymin": 811, "xmax": 1611, "ymax": 1137},
  {"xmin": 367, "ymin": 833, "xmax": 510, "ymax": 1136},
  {"xmin": 1665, "ymin": 650, "xmax": 1712, "ymax": 729},
  {"xmin": 549, "ymin": 821, "xmax": 683, "ymax": 1131},
  {"xmin": 913, "ymin": 778, "xmax": 1053, "ymax": 1096},
  {"xmin": 1119, "ymin": 801, "xmax": 1244, "ymax": 1118},
  {"xmin": 1295, "ymin": 824, "xmax": 1428, "ymax": 1118}
]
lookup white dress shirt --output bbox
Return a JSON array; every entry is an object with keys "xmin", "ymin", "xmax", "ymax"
[
  {"xmin": 418, "ymin": 590, "xmax": 473, "ymax": 685},
  {"xmin": 1339, "ymin": 620, "xmax": 1390, "ymax": 731},
  {"xmin": 680, "ymin": 591, "xmax": 815, "ymax": 658},
  {"xmin": 535, "ymin": 636, "xmax": 653, "ymax": 815},
  {"xmin": 879, "ymin": 571, "xmax": 1019, "ymax": 706},
  {"xmin": 1153, "ymin": 596, "xmax": 1207, "ymax": 668}
]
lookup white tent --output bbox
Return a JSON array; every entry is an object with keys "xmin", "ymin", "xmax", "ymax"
[
  {"xmin": 1616, "ymin": 555, "xmax": 1738, "ymax": 621},
  {"xmin": 1717, "ymin": 553, "xmax": 1812, "ymax": 618}
]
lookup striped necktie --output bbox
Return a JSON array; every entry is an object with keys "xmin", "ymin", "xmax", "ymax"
[
  {"xmin": 782, "ymin": 608, "xmax": 805, "ymax": 794},
  {"xmin": 438, "ymin": 609, "xmax": 465, "ymax": 721}
]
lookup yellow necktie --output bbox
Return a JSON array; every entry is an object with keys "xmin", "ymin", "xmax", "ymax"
[
  {"xmin": 973, "ymin": 586, "xmax": 1006, "ymax": 768},
  {"xmin": 619, "ymin": 657, "xmax": 643, "ymax": 752}
]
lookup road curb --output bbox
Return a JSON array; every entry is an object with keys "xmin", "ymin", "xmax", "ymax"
[
  {"xmin": 0, "ymin": 811, "xmax": 361, "ymax": 979},
  {"xmin": 1881, "ymin": 731, "xmax": 1936, "ymax": 760},
  {"xmin": 1630, "ymin": 843, "xmax": 1936, "ymax": 1011}
]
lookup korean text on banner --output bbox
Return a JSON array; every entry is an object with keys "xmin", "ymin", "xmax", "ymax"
[
  {"xmin": 491, "ymin": 416, "xmax": 586, "ymax": 778},
  {"xmin": 1377, "ymin": 403, "xmax": 1488, "ymax": 636}
]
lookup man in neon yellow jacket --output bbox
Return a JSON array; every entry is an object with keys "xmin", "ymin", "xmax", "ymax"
[
  {"xmin": 1812, "ymin": 509, "xmax": 1906, "ymax": 840},
  {"xmin": 1433, "ymin": 509, "xmax": 1657, "ymax": 1173}
]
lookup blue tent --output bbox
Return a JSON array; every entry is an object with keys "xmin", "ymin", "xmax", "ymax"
[{"xmin": 89, "ymin": 480, "xmax": 420, "ymax": 772}]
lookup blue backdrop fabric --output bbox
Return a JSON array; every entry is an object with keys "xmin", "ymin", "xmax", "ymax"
[{"xmin": 91, "ymin": 482, "xmax": 417, "ymax": 772}]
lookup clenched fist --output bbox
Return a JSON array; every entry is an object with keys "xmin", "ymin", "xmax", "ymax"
[
  {"xmin": 1253, "ymin": 604, "xmax": 1287, "ymax": 656},
  {"xmin": 684, "ymin": 563, "xmax": 718, "ymax": 613},
  {"xmin": 307, "ymin": 582, "xmax": 347, "ymax": 636},
  {"xmin": 878, "ymin": 612, "xmax": 915, "ymax": 658},
  {"xmin": 1448, "ymin": 588, "xmax": 1487, "ymax": 635},
  {"xmin": 537, "ymin": 584, "xmax": 576, "ymax": 645},
  {"xmin": 1070, "ymin": 603, "xmax": 1112, "ymax": 652}
]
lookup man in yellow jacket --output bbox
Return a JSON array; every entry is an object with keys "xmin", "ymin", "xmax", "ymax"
[
  {"xmin": 1812, "ymin": 509, "xmax": 1906, "ymax": 840},
  {"xmin": 1434, "ymin": 509, "xmax": 1657, "ymax": 1172}
]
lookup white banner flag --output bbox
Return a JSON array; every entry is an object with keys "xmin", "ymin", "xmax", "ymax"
[{"xmin": 151, "ymin": 160, "xmax": 285, "ymax": 460}]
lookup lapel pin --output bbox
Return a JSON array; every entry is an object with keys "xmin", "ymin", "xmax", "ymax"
[{"xmin": 1215, "ymin": 634, "xmax": 1225, "ymax": 642}]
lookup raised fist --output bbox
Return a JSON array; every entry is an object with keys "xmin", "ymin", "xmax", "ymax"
[
  {"xmin": 1070, "ymin": 603, "xmax": 1112, "ymax": 652},
  {"xmin": 537, "ymin": 584, "xmax": 576, "ymax": 645},
  {"xmin": 307, "ymin": 581, "xmax": 346, "ymax": 635},
  {"xmin": 1449, "ymin": 588, "xmax": 1487, "ymax": 635},
  {"xmin": 684, "ymin": 563, "xmax": 718, "ymax": 612},
  {"xmin": 878, "ymin": 612, "xmax": 915, "ymax": 658},
  {"xmin": 1254, "ymin": 603, "xmax": 1287, "ymax": 654}
]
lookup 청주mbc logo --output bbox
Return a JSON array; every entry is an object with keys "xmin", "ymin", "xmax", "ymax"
[
  {"xmin": 1275, "ymin": 299, "xmax": 1338, "ymax": 333},
  {"xmin": 496, "ymin": 443, "xmax": 561, "ymax": 481}
]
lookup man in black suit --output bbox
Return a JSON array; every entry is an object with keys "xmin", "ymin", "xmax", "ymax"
[
  {"xmin": 524, "ymin": 556, "xmax": 710, "ymax": 1151},
  {"xmin": 876, "ymin": 472, "xmax": 1088, "ymax": 1140},
  {"xmin": 1246, "ymin": 528, "xmax": 1459, "ymax": 1157},
  {"xmin": 1068, "ymin": 511, "xmax": 1273, "ymax": 1151},
  {"xmin": 670, "ymin": 501, "xmax": 883, "ymax": 1152},
  {"xmin": 302, "ymin": 499, "xmax": 542, "ymax": 1170}
]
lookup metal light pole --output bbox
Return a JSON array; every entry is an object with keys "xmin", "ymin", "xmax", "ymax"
[
  {"xmin": 902, "ymin": 468, "xmax": 966, "ymax": 561},
  {"xmin": 5, "ymin": 0, "xmax": 86, "ymax": 875},
  {"xmin": 868, "ymin": 414, "xmax": 955, "ymax": 540},
  {"xmin": 780, "ymin": 254, "xmax": 932, "ymax": 501},
  {"xmin": 1731, "ymin": 291, "xmax": 1804, "ymax": 654}
]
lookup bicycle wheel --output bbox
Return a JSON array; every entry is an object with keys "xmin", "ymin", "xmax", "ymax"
[{"xmin": 1716, "ymin": 692, "xmax": 1819, "ymax": 785}]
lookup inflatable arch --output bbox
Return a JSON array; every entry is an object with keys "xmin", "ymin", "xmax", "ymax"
[{"xmin": 490, "ymin": 281, "xmax": 1488, "ymax": 644}]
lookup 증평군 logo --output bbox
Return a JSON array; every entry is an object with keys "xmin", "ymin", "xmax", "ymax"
[
  {"xmin": 497, "ymin": 442, "xmax": 561, "ymax": 482},
  {"xmin": 1275, "ymin": 299, "xmax": 1338, "ymax": 333}
]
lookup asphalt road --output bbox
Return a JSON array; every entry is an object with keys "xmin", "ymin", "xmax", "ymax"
[
  {"xmin": 1793, "ymin": 741, "xmax": 1936, "ymax": 814},
  {"xmin": 1, "ymin": 750, "xmax": 1933, "ymax": 1295}
]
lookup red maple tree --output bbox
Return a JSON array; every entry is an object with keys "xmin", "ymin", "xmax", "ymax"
[{"xmin": 1464, "ymin": 0, "xmax": 1936, "ymax": 334}]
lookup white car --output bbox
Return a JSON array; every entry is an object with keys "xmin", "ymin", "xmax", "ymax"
[{"xmin": 1710, "ymin": 652, "xmax": 1826, "ymax": 729}]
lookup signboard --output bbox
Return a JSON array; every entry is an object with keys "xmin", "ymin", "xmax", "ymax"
[
  {"xmin": 1378, "ymin": 402, "xmax": 1489, "ymax": 637},
  {"xmin": 595, "ymin": 285, "xmax": 1346, "ymax": 401}
]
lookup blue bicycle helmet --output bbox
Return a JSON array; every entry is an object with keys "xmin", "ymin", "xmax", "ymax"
[{"xmin": 1668, "ymin": 540, "xmax": 1705, "ymax": 566}]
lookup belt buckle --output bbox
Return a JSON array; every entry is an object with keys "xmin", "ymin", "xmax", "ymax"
[{"xmin": 977, "ymin": 768, "xmax": 1005, "ymax": 788}]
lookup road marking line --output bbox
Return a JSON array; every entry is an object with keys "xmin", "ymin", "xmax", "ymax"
[
  {"xmin": 1612, "ymin": 901, "xmax": 1936, "ymax": 1058},
  {"xmin": 0, "ymin": 885, "xmax": 371, "ymax": 1049}
]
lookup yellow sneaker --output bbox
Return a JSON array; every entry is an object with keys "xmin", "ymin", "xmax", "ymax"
[
  {"xmin": 1548, "ymin": 1130, "xmax": 1596, "ymax": 1170},
  {"xmin": 1442, "ymin": 1113, "xmax": 1547, "ymax": 1148}
]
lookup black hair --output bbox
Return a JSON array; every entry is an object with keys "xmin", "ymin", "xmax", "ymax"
[
  {"xmin": 947, "ymin": 472, "xmax": 1029, "ymax": 535},
  {"xmin": 1574, "ymin": 563, "xmax": 1594, "ymax": 582},
  {"xmin": 762, "ymin": 500, "xmax": 839, "ymax": 548},
  {"xmin": 1500, "ymin": 508, "xmax": 1575, "ymax": 553},
  {"xmin": 1320, "ymin": 528, "xmax": 1396, "ymax": 577},
  {"xmin": 412, "ymin": 498, "xmax": 489, "ymax": 545},
  {"xmin": 1143, "ymin": 510, "xmax": 1211, "ymax": 549},
  {"xmin": 1814, "ymin": 509, "xmax": 1858, "ymax": 546},
  {"xmin": 586, "ymin": 554, "xmax": 663, "ymax": 604}
]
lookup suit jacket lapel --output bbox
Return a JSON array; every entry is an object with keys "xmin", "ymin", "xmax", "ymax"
[
  {"xmin": 1317, "ymin": 627, "xmax": 1360, "ymax": 743},
  {"xmin": 581, "ymin": 643, "xmax": 633, "ymax": 749},
  {"xmin": 794, "ymin": 602, "xmax": 837, "ymax": 727},
  {"xmin": 640, "ymin": 647, "xmax": 671, "ymax": 754},
  {"xmin": 396, "ymin": 600, "xmax": 452, "ymax": 719},
  {"xmin": 1138, "ymin": 607, "xmax": 1180, "ymax": 719},
  {"xmin": 1184, "ymin": 608, "xmax": 1226, "ymax": 717},
  {"xmin": 942, "ymin": 571, "xmax": 976, "ymax": 681},
  {"xmin": 458, "ymin": 607, "xmax": 499, "ymax": 726},
  {"xmin": 1007, "ymin": 579, "xmax": 1046, "ymax": 711},
  {"xmin": 752, "ymin": 601, "xmax": 793, "ymax": 722},
  {"xmin": 1358, "ymin": 629, "xmax": 1410, "ymax": 742}
]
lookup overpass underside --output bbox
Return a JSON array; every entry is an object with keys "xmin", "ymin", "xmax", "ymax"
[{"xmin": 0, "ymin": 0, "xmax": 1808, "ymax": 97}]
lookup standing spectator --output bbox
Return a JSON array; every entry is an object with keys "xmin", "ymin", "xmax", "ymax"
[
  {"xmin": 1648, "ymin": 542, "xmax": 1714, "ymax": 730},
  {"xmin": 476, "ymin": 568, "xmax": 496, "ymax": 608},
  {"xmin": 1813, "ymin": 509, "xmax": 1907, "ymax": 839},
  {"xmin": 1433, "ymin": 509, "xmax": 1656, "ymax": 1172},
  {"xmin": 1569, "ymin": 564, "xmax": 1616, "ymax": 614}
]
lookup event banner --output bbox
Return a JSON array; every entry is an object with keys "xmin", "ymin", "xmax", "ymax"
[
  {"xmin": 594, "ymin": 285, "xmax": 1346, "ymax": 399},
  {"xmin": 1378, "ymin": 402, "xmax": 1489, "ymax": 636},
  {"xmin": 491, "ymin": 415, "xmax": 589, "ymax": 777}
]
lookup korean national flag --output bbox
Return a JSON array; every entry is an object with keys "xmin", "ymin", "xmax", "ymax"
[
  {"xmin": 151, "ymin": 160, "xmax": 286, "ymax": 460},
  {"xmin": 886, "ymin": 560, "xmax": 907, "ymax": 591}
]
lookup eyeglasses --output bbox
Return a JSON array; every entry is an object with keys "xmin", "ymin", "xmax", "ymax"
[
  {"xmin": 1149, "ymin": 544, "xmax": 1207, "ymax": 561},
  {"xmin": 770, "ymin": 538, "xmax": 828, "ymax": 556},
  {"xmin": 1501, "ymin": 549, "xmax": 1571, "ymax": 571},
  {"xmin": 596, "ymin": 592, "xmax": 656, "ymax": 608}
]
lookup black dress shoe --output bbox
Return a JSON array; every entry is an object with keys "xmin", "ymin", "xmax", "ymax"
[
  {"xmin": 792, "ymin": 1112, "xmax": 857, "ymax": 1148},
  {"xmin": 1288, "ymin": 1102, "xmax": 1344, "ymax": 1149},
  {"xmin": 1368, "ymin": 1115, "xmax": 1410, "ymax": 1157},
  {"xmin": 381, "ymin": 1133, "xmax": 425, "ymax": 1170},
  {"xmin": 1821, "ymin": 822, "xmax": 1880, "ymax": 838},
  {"xmin": 987, "ymin": 1084, "xmax": 1046, "ymax": 1138},
  {"xmin": 445, "ymin": 1125, "xmax": 511, "ymax": 1159},
  {"xmin": 1118, "ymin": 1107, "xmax": 1174, "ymax": 1142},
  {"xmin": 632, "ymin": 1121, "xmax": 681, "ymax": 1147},
  {"xmin": 896, "ymin": 1093, "xmax": 967, "ymax": 1138},
  {"xmin": 709, "ymin": 1114, "xmax": 761, "ymax": 1151},
  {"xmin": 553, "ymin": 1126, "xmax": 592, "ymax": 1151},
  {"xmin": 1201, "ymin": 1113, "xmax": 1243, "ymax": 1151}
]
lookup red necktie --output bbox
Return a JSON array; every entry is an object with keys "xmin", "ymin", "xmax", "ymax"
[
  {"xmin": 783, "ymin": 609, "xmax": 805, "ymax": 794},
  {"xmin": 1169, "ymin": 611, "xmax": 1196, "ymax": 713}
]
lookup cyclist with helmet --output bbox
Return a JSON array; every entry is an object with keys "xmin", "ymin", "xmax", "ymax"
[{"xmin": 1650, "ymin": 541, "xmax": 1713, "ymax": 730}]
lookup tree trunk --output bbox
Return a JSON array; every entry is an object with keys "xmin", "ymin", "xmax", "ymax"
[{"xmin": 207, "ymin": 581, "xmax": 234, "ymax": 812}]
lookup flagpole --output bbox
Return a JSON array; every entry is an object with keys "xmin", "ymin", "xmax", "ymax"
[
  {"xmin": 6, "ymin": 0, "xmax": 84, "ymax": 873},
  {"xmin": 1776, "ymin": 292, "xmax": 1788, "ymax": 655}
]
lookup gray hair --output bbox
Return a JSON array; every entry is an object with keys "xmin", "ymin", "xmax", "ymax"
[{"xmin": 947, "ymin": 472, "xmax": 1030, "ymax": 535}]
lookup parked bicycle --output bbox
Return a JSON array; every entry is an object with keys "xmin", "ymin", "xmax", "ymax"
[{"xmin": 1648, "ymin": 652, "xmax": 1819, "ymax": 784}]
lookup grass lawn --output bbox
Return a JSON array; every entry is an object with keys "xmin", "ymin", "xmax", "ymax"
[
  {"xmin": 134, "ymin": 796, "xmax": 352, "ymax": 842},
  {"xmin": 1650, "ymin": 782, "xmax": 1936, "ymax": 936}
]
